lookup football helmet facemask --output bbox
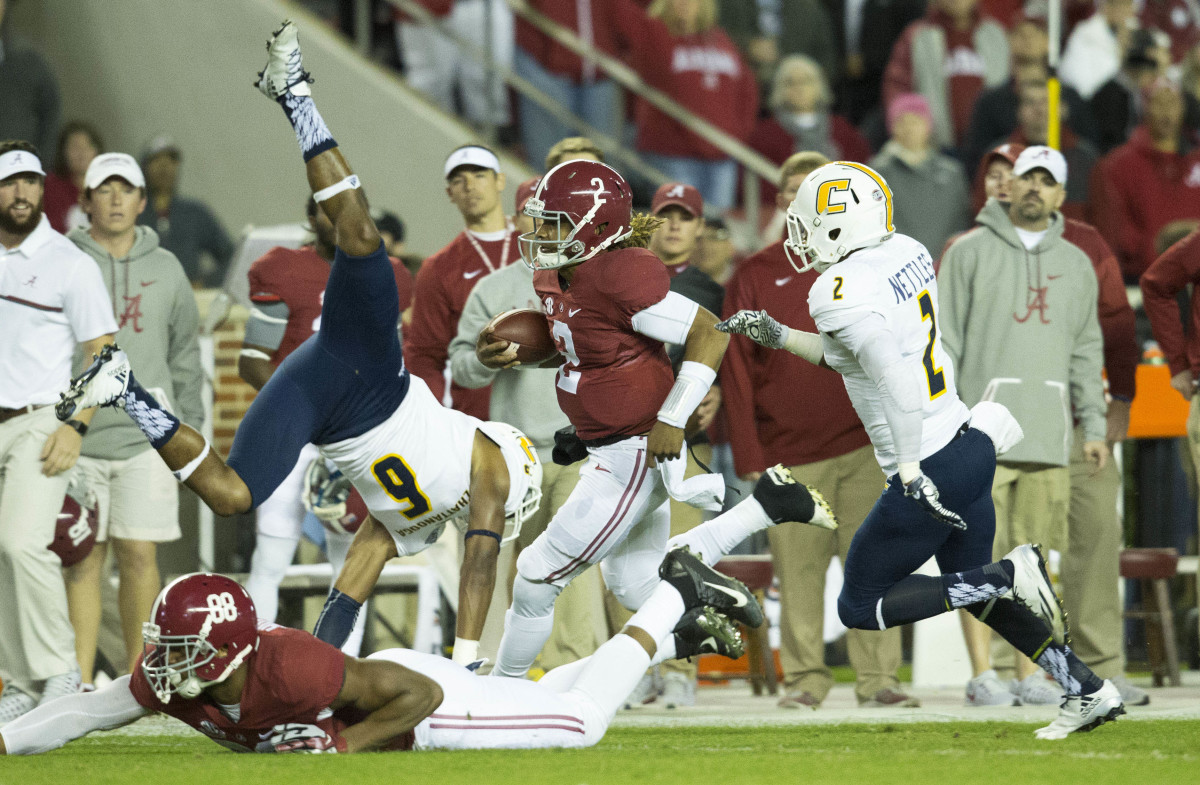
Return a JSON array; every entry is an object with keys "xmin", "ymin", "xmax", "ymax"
[
  {"xmin": 785, "ymin": 161, "xmax": 894, "ymax": 274},
  {"xmin": 141, "ymin": 573, "xmax": 259, "ymax": 704},
  {"xmin": 520, "ymin": 159, "xmax": 632, "ymax": 271},
  {"xmin": 484, "ymin": 424, "xmax": 543, "ymax": 545}
]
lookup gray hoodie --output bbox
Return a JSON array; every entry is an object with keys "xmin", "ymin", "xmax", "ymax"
[
  {"xmin": 937, "ymin": 200, "xmax": 1105, "ymax": 466},
  {"xmin": 69, "ymin": 226, "xmax": 204, "ymax": 460},
  {"xmin": 448, "ymin": 262, "xmax": 567, "ymax": 464}
]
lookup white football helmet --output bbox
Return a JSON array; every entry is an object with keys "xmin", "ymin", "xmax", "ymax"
[
  {"xmin": 486, "ymin": 423, "xmax": 543, "ymax": 545},
  {"xmin": 785, "ymin": 161, "xmax": 894, "ymax": 274}
]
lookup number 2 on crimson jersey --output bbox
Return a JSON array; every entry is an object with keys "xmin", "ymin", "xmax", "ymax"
[
  {"xmin": 917, "ymin": 290, "xmax": 946, "ymax": 399},
  {"xmin": 551, "ymin": 320, "xmax": 582, "ymax": 394}
]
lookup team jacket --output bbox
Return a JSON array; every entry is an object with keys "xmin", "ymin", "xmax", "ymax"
[
  {"xmin": 68, "ymin": 226, "xmax": 204, "ymax": 460},
  {"xmin": 721, "ymin": 241, "xmax": 872, "ymax": 476},
  {"xmin": 938, "ymin": 200, "xmax": 1106, "ymax": 466},
  {"xmin": 405, "ymin": 229, "xmax": 519, "ymax": 420},
  {"xmin": 1141, "ymin": 228, "xmax": 1200, "ymax": 378}
]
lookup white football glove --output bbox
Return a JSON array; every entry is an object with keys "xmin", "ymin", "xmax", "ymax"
[
  {"xmin": 269, "ymin": 723, "xmax": 344, "ymax": 753},
  {"xmin": 903, "ymin": 473, "xmax": 966, "ymax": 530},
  {"xmin": 715, "ymin": 310, "xmax": 786, "ymax": 350}
]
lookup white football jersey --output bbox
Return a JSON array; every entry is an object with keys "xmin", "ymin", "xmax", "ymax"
[
  {"xmin": 320, "ymin": 376, "xmax": 539, "ymax": 556},
  {"xmin": 808, "ymin": 233, "xmax": 970, "ymax": 476}
]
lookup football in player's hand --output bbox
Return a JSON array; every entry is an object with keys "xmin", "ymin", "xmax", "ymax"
[{"xmin": 484, "ymin": 308, "xmax": 557, "ymax": 364}]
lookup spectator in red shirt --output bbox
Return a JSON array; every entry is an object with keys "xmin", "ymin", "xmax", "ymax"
[
  {"xmin": 1089, "ymin": 78, "xmax": 1200, "ymax": 281},
  {"xmin": 720, "ymin": 151, "xmax": 915, "ymax": 710},
  {"xmin": 617, "ymin": 0, "xmax": 759, "ymax": 209},
  {"xmin": 405, "ymin": 145, "xmax": 520, "ymax": 419},
  {"xmin": 1141, "ymin": 228, "xmax": 1200, "ymax": 420},
  {"xmin": 513, "ymin": 1, "xmax": 622, "ymax": 170},
  {"xmin": 1141, "ymin": 0, "xmax": 1200, "ymax": 63},
  {"xmin": 883, "ymin": 0, "xmax": 1010, "ymax": 153},
  {"xmin": 42, "ymin": 121, "xmax": 102, "ymax": 233},
  {"xmin": 748, "ymin": 54, "xmax": 871, "ymax": 204}
]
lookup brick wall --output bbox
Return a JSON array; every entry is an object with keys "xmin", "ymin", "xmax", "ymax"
[{"xmin": 205, "ymin": 299, "xmax": 256, "ymax": 457}]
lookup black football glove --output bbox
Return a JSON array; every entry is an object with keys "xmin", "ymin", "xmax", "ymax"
[{"xmin": 903, "ymin": 473, "xmax": 966, "ymax": 531}]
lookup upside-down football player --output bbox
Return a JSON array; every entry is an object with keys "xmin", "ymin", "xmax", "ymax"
[
  {"xmin": 0, "ymin": 554, "xmax": 754, "ymax": 753},
  {"xmin": 51, "ymin": 20, "xmax": 544, "ymax": 667},
  {"xmin": 716, "ymin": 161, "xmax": 1125, "ymax": 739}
]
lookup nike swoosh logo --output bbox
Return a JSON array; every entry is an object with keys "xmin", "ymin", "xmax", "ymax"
[
  {"xmin": 703, "ymin": 581, "xmax": 747, "ymax": 607},
  {"xmin": 140, "ymin": 281, "xmax": 156, "ymax": 287},
  {"xmin": 775, "ymin": 276, "xmax": 793, "ymax": 286},
  {"xmin": 568, "ymin": 308, "xmax": 582, "ymax": 317},
  {"xmin": 463, "ymin": 269, "xmax": 484, "ymax": 279}
]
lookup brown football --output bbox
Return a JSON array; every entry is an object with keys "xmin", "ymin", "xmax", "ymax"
[{"xmin": 485, "ymin": 308, "xmax": 558, "ymax": 364}]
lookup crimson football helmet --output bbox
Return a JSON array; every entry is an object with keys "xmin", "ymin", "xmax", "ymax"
[
  {"xmin": 49, "ymin": 483, "xmax": 99, "ymax": 567},
  {"xmin": 520, "ymin": 159, "xmax": 632, "ymax": 270},
  {"xmin": 141, "ymin": 573, "xmax": 259, "ymax": 704}
]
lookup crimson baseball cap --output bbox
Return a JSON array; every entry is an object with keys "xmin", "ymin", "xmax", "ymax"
[
  {"xmin": 1012, "ymin": 145, "xmax": 1068, "ymax": 185},
  {"xmin": 651, "ymin": 182, "xmax": 703, "ymax": 217},
  {"xmin": 515, "ymin": 176, "xmax": 540, "ymax": 214},
  {"xmin": 983, "ymin": 143, "xmax": 1025, "ymax": 171}
]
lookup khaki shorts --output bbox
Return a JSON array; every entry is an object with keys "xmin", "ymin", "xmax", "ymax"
[
  {"xmin": 74, "ymin": 448, "xmax": 180, "ymax": 543},
  {"xmin": 991, "ymin": 462, "xmax": 1070, "ymax": 555}
]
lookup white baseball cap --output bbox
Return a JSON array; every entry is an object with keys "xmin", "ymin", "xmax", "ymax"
[
  {"xmin": 0, "ymin": 149, "xmax": 46, "ymax": 181},
  {"xmin": 1012, "ymin": 145, "xmax": 1068, "ymax": 185},
  {"xmin": 444, "ymin": 145, "xmax": 501, "ymax": 178},
  {"xmin": 84, "ymin": 153, "xmax": 146, "ymax": 190}
]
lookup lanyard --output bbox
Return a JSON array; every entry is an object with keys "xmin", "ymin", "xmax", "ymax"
[{"xmin": 464, "ymin": 230, "xmax": 512, "ymax": 274}]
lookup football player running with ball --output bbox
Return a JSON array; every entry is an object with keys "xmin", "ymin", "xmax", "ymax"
[
  {"xmin": 54, "ymin": 20, "xmax": 541, "ymax": 666},
  {"xmin": 477, "ymin": 158, "xmax": 838, "ymax": 679},
  {"xmin": 0, "ymin": 552, "xmax": 753, "ymax": 754},
  {"xmin": 717, "ymin": 161, "xmax": 1125, "ymax": 739}
]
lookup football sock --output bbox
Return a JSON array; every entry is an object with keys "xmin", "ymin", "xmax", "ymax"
[
  {"xmin": 492, "ymin": 607, "xmax": 555, "ymax": 678},
  {"xmin": 312, "ymin": 589, "xmax": 362, "ymax": 649},
  {"xmin": 278, "ymin": 92, "xmax": 336, "ymax": 162},
  {"xmin": 874, "ymin": 562, "xmax": 1010, "ymax": 628},
  {"xmin": 667, "ymin": 497, "xmax": 771, "ymax": 567},
  {"xmin": 569, "ymin": 633, "xmax": 652, "ymax": 723},
  {"xmin": 970, "ymin": 598, "xmax": 1103, "ymax": 696},
  {"xmin": 244, "ymin": 533, "xmax": 301, "ymax": 623},
  {"xmin": 324, "ymin": 531, "xmax": 367, "ymax": 656},
  {"xmin": 941, "ymin": 561, "xmax": 1013, "ymax": 608},
  {"xmin": 119, "ymin": 374, "xmax": 180, "ymax": 449}
]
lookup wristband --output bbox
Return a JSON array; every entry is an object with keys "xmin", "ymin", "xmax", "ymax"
[
  {"xmin": 452, "ymin": 638, "xmax": 480, "ymax": 665},
  {"xmin": 65, "ymin": 418, "xmax": 89, "ymax": 437},
  {"xmin": 313, "ymin": 174, "xmax": 361, "ymax": 203},
  {"xmin": 657, "ymin": 361, "xmax": 716, "ymax": 428},
  {"xmin": 239, "ymin": 348, "xmax": 273, "ymax": 362},
  {"xmin": 781, "ymin": 328, "xmax": 824, "ymax": 365},
  {"xmin": 172, "ymin": 440, "xmax": 211, "ymax": 483}
]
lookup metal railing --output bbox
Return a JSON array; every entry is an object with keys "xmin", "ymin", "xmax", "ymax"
[{"xmin": 371, "ymin": 0, "xmax": 774, "ymax": 234}]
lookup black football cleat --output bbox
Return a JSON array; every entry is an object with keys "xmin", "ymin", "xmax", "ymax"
[
  {"xmin": 659, "ymin": 546, "xmax": 764, "ymax": 628},
  {"xmin": 753, "ymin": 464, "xmax": 837, "ymax": 530},
  {"xmin": 672, "ymin": 607, "xmax": 744, "ymax": 660}
]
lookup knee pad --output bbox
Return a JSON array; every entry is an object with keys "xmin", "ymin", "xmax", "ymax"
[
  {"xmin": 510, "ymin": 573, "xmax": 561, "ymax": 619},
  {"xmin": 837, "ymin": 589, "xmax": 879, "ymax": 631},
  {"xmin": 601, "ymin": 563, "xmax": 658, "ymax": 611}
]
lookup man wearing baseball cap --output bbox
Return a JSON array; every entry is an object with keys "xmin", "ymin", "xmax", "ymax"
[
  {"xmin": 640, "ymin": 181, "xmax": 724, "ymax": 707},
  {"xmin": 61, "ymin": 152, "xmax": 204, "ymax": 691},
  {"xmin": 948, "ymin": 142, "xmax": 1144, "ymax": 708},
  {"xmin": 0, "ymin": 140, "xmax": 117, "ymax": 722},
  {"xmin": 939, "ymin": 145, "xmax": 1111, "ymax": 705},
  {"xmin": 405, "ymin": 144, "xmax": 519, "ymax": 421}
]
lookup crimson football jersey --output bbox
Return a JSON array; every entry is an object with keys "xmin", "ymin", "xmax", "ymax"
[
  {"xmin": 248, "ymin": 246, "xmax": 413, "ymax": 364},
  {"xmin": 533, "ymin": 247, "xmax": 675, "ymax": 441},
  {"xmin": 129, "ymin": 626, "xmax": 347, "ymax": 753}
]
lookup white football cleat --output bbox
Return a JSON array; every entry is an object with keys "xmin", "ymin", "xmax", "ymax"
[
  {"xmin": 1034, "ymin": 680, "xmax": 1125, "ymax": 740},
  {"xmin": 753, "ymin": 465, "xmax": 838, "ymax": 530},
  {"xmin": 255, "ymin": 19, "xmax": 312, "ymax": 100},
  {"xmin": 1003, "ymin": 543, "xmax": 1069, "ymax": 646},
  {"xmin": 56, "ymin": 344, "xmax": 131, "ymax": 421}
]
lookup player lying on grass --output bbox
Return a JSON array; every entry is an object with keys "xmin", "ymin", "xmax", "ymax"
[
  {"xmin": 53, "ymin": 20, "xmax": 544, "ymax": 666},
  {"xmin": 0, "ymin": 549, "xmax": 753, "ymax": 754},
  {"xmin": 717, "ymin": 161, "xmax": 1125, "ymax": 739}
]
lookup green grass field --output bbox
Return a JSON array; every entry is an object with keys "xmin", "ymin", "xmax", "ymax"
[{"xmin": 4, "ymin": 721, "xmax": 1196, "ymax": 785}]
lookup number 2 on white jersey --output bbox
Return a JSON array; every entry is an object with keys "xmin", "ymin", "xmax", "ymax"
[
  {"xmin": 551, "ymin": 320, "xmax": 582, "ymax": 394},
  {"xmin": 917, "ymin": 290, "xmax": 946, "ymax": 400}
]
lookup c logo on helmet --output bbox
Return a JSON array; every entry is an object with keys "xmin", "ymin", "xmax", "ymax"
[{"xmin": 816, "ymin": 179, "xmax": 852, "ymax": 215}]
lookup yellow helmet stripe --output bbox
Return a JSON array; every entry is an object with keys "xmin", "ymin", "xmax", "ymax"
[{"xmin": 837, "ymin": 161, "xmax": 894, "ymax": 232}]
